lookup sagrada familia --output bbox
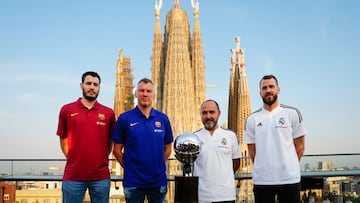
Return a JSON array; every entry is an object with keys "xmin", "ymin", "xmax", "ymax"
[{"xmin": 112, "ymin": 0, "xmax": 254, "ymax": 201}]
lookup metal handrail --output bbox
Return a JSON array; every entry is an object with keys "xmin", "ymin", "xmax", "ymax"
[{"xmin": 1, "ymin": 153, "xmax": 360, "ymax": 181}]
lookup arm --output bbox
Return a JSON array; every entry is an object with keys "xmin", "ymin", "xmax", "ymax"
[
  {"xmin": 164, "ymin": 143, "xmax": 172, "ymax": 160},
  {"xmin": 247, "ymin": 144, "xmax": 256, "ymax": 163},
  {"xmin": 294, "ymin": 135, "xmax": 305, "ymax": 161},
  {"xmin": 108, "ymin": 112, "xmax": 116, "ymax": 155},
  {"xmin": 59, "ymin": 137, "xmax": 69, "ymax": 158},
  {"xmin": 107, "ymin": 140, "xmax": 113, "ymax": 155},
  {"xmin": 113, "ymin": 143, "xmax": 124, "ymax": 167},
  {"xmin": 233, "ymin": 158, "xmax": 240, "ymax": 173}
]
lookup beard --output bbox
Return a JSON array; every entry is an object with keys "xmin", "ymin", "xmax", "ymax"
[
  {"xmin": 262, "ymin": 93, "xmax": 278, "ymax": 106},
  {"xmin": 203, "ymin": 119, "xmax": 218, "ymax": 130},
  {"xmin": 83, "ymin": 89, "xmax": 98, "ymax": 101}
]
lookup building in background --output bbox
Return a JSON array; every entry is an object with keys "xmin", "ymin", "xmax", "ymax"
[
  {"xmin": 113, "ymin": 48, "xmax": 134, "ymax": 119},
  {"xmin": 151, "ymin": 0, "xmax": 206, "ymax": 138},
  {"xmin": 0, "ymin": 183, "xmax": 16, "ymax": 203},
  {"xmin": 149, "ymin": 0, "xmax": 206, "ymax": 200},
  {"xmin": 319, "ymin": 161, "xmax": 335, "ymax": 171},
  {"xmin": 227, "ymin": 36, "xmax": 254, "ymax": 201},
  {"xmin": 110, "ymin": 49, "xmax": 134, "ymax": 200},
  {"xmin": 111, "ymin": 49, "xmax": 134, "ymax": 179}
]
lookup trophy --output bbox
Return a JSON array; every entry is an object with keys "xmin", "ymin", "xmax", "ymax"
[
  {"xmin": 174, "ymin": 132, "xmax": 202, "ymax": 176},
  {"xmin": 173, "ymin": 133, "xmax": 202, "ymax": 202}
]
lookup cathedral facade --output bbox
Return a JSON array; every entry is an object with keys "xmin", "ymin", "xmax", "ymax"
[{"xmin": 151, "ymin": 0, "xmax": 206, "ymax": 138}]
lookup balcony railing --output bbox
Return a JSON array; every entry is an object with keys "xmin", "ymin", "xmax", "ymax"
[{"xmin": 1, "ymin": 153, "xmax": 360, "ymax": 203}]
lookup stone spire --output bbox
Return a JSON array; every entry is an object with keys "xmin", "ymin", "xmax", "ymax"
[
  {"xmin": 112, "ymin": 49, "xmax": 134, "ymax": 177},
  {"xmin": 151, "ymin": 0, "xmax": 205, "ymax": 138},
  {"xmin": 228, "ymin": 36, "xmax": 251, "ymax": 146},
  {"xmin": 227, "ymin": 37, "xmax": 253, "ymax": 200},
  {"xmin": 174, "ymin": 0, "xmax": 181, "ymax": 8},
  {"xmin": 191, "ymin": 0, "xmax": 205, "ymax": 127},
  {"xmin": 152, "ymin": 0, "xmax": 163, "ymax": 109},
  {"xmin": 114, "ymin": 49, "xmax": 134, "ymax": 118}
]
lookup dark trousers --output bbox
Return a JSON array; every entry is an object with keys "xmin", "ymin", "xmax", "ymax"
[{"xmin": 253, "ymin": 182, "xmax": 300, "ymax": 203}]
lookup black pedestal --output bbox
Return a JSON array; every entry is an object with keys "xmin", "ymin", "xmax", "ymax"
[{"xmin": 174, "ymin": 176, "xmax": 198, "ymax": 203}]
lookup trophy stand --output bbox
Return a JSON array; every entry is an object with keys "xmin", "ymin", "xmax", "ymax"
[
  {"xmin": 174, "ymin": 163, "xmax": 198, "ymax": 203},
  {"xmin": 174, "ymin": 133, "xmax": 202, "ymax": 203}
]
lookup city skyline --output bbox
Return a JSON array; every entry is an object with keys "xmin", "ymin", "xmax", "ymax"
[{"xmin": 1, "ymin": 0, "xmax": 360, "ymax": 158}]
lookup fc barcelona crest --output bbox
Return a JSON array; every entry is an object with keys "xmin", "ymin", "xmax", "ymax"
[
  {"xmin": 155, "ymin": 121, "xmax": 161, "ymax": 127},
  {"xmin": 98, "ymin": 113, "xmax": 105, "ymax": 120}
]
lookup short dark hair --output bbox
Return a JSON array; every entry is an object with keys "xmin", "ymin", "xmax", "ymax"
[
  {"xmin": 137, "ymin": 78, "xmax": 153, "ymax": 85},
  {"xmin": 259, "ymin": 74, "xmax": 278, "ymax": 87},
  {"xmin": 201, "ymin": 99, "xmax": 220, "ymax": 111},
  {"xmin": 82, "ymin": 71, "xmax": 101, "ymax": 84}
]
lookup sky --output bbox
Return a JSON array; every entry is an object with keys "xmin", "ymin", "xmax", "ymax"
[{"xmin": 1, "ymin": 0, "xmax": 359, "ymax": 159}]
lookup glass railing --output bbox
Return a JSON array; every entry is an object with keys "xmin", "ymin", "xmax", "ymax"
[
  {"xmin": 1, "ymin": 153, "xmax": 360, "ymax": 203},
  {"xmin": 299, "ymin": 153, "xmax": 360, "ymax": 203}
]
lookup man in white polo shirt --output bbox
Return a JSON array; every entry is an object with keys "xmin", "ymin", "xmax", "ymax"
[
  {"xmin": 243, "ymin": 74, "xmax": 306, "ymax": 203},
  {"xmin": 194, "ymin": 99, "xmax": 241, "ymax": 203}
]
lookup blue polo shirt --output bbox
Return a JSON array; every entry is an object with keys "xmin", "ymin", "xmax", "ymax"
[{"xmin": 112, "ymin": 106, "xmax": 174, "ymax": 188}]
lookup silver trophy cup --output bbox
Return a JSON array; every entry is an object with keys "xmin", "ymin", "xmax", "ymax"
[{"xmin": 174, "ymin": 132, "xmax": 202, "ymax": 176}]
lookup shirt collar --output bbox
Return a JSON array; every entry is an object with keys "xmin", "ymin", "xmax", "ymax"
[
  {"xmin": 76, "ymin": 98, "xmax": 99, "ymax": 110},
  {"xmin": 262, "ymin": 103, "xmax": 280, "ymax": 113},
  {"xmin": 134, "ymin": 106, "xmax": 155, "ymax": 118}
]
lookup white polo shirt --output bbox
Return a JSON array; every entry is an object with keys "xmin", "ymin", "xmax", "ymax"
[
  {"xmin": 194, "ymin": 127, "xmax": 241, "ymax": 202},
  {"xmin": 243, "ymin": 104, "xmax": 306, "ymax": 185}
]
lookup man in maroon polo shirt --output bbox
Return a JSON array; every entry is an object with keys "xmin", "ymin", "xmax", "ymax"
[{"xmin": 56, "ymin": 71, "xmax": 115, "ymax": 203}]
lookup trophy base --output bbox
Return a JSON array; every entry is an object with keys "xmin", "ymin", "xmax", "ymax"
[{"xmin": 174, "ymin": 176, "xmax": 199, "ymax": 203}]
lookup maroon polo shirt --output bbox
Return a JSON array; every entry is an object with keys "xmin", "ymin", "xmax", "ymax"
[{"xmin": 57, "ymin": 98, "xmax": 115, "ymax": 181}]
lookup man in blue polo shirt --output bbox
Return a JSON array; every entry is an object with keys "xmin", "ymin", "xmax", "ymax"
[{"xmin": 112, "ymin": 78, "xmax": 174, "ymax": 203}]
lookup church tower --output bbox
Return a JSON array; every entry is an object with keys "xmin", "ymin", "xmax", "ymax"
[
  {"xmin": 113, "ymin": 49, "xmax": 134, "ymax": 119},
  {"xmin": 151, "ymin": 0, "xmax": 205, "ymax": 138},
  {"xmin": 111, "ymin": 49, "xmax": 134, "ymax": 177},
  {"xmin": 228, "ymin": 36, "xmax": 252, "ymax": 156},
  {"xmin": 227, "ymin": 37, "xmax": 254, "ymax": 200},
  {"xmin": 190, "ymin": 0, "xmax": 206, "ymax": 124}
]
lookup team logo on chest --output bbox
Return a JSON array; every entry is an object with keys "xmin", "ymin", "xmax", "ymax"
[
  {"xmin": 154, "ymin": 121, "xmax": 163, "ymax": 133},
  {"xmin": 97, "ymin": 113, "xmax": 106, "ymax": 126},
  {"xmin": 218, "ymin": 137, "xmax": 230, "ymax": 149},
  {"xmin": 70, "ymin": 112, "xmax": 79, "ymax": 117},
  {"xmin": 276, "ymin": 117, "xmax": 288, "ymax": 128},
  {"xmin": 98, "ymin": 113, "xmax": 105, "ymax": 120},
  {"xmin": 221, "ymin": 138, "xmax": 227, "ymax": 146},
  {"xmin": 278, "ymin": 117, "xmax": 285, "ymax": 125}
]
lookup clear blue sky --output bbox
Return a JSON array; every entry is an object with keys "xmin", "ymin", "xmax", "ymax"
[{"xmin": 1, "ymin": 0, "xmax": 359, "ymax": 158}]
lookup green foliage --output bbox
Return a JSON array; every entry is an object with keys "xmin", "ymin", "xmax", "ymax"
[{"xmin": 125, "ymin": 94, "xmax": 134, "ymax": 111}]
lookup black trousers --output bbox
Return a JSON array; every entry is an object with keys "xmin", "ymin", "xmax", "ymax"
[{"xmin": 253, "ymin": 182, "xmax": 300, "ymax": 203}]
